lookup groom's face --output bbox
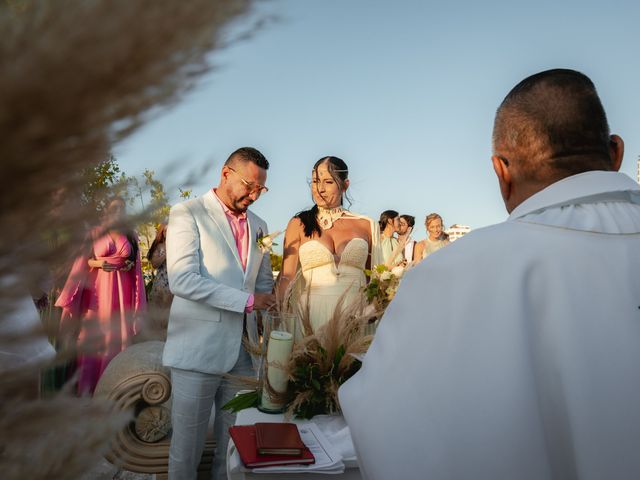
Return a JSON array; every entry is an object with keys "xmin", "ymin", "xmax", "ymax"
[{"xmin": 221, "ymin": 161, "xmax": 268, "ymax": 213}]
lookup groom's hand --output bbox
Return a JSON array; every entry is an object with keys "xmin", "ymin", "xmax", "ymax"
[{"xmin": 254, "ymin": 293, "xmax": 276, "ymax": 311}]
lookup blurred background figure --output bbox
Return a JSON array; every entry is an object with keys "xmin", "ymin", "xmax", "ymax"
[
  {"xmin": 145, "ymin": 223, "xmax": 172, "ymax": 339},
  {"xmin": 414, "ymin": 212, "xmax": 450, "ymax": 262},
  {"xmin": 379, "ymin": 210, "xmax": 403, "ymax": 266},
  {"xmin": 398, "ymin": 214, "xmax": 416, "ymax": 264},
  {"xmin": 55, "ymin": 196, "xmax": 146, "ymax": 395}
]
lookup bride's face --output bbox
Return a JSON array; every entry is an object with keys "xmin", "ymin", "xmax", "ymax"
[{"xmin": 311, "ymin": 163, "xmax": 344, "ymax": 209}]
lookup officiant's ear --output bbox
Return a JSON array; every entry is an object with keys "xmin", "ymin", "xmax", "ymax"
[
  {"xmin": 609, "ymin": 134, "xmax": 624, "ymax": 172},
  {"xmin": 343, "ymin": 178, "xmax": 350, "ymax": 191},
  {"xmin": 492, "ymin": 154, "xmax": 512, "ymax": 207}
]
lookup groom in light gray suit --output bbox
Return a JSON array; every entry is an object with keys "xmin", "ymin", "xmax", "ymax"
[{"xmin": 163, "ymin": 147, "xmax": 275, "ymax": 479}]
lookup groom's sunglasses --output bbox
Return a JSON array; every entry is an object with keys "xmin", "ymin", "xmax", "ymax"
[{"xmin": 227, "ymin": 167, "xmax": 269, "ymax": 194}]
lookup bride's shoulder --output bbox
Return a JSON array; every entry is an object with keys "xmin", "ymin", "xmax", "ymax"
[
  {"xmin": 344, "ymin": 211, "xmax": 372, "ymax": 222},
  {"xmin": 285, "ymin": 216, "xmax": 305, "ymax": 236},
  {"xmin": 347, "ymin": 213, "xmax": 375, "ymax": 229},
  {"xmin": 286, "ymin": 216, "xmax": 304, "ymax": 228}
]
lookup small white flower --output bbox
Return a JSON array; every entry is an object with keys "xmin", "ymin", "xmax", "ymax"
[
  {"xmin": 391, "ymin": 265, "xmax": 405, "ymax": 278},
  {"xmin": 257, "ymin": 230, "xmax": 283, "ymax": 254},
  {"xmin": 380, "ymin": 271, "xmax": 392, "ymax": 281}
]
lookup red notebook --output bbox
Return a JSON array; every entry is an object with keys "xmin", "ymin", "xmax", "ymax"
[
  {"xmin": 255, "ymin": 422, "xmax": 306, "ymax": 455},
  {"xmin": 229, "ymin": 424, "xmax": 315, "ymax": 468}
]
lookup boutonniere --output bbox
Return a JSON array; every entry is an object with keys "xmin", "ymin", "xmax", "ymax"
[{"xmin": 256, "ymin": 229, "xmax": 283, "ymax": 254}]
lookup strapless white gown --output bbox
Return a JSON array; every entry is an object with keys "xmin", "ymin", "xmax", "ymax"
[{"xmin": 297, "ymin": 238, "xmax": 369, "ymax": 332}]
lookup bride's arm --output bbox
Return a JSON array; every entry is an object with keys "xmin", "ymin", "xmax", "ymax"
[{"xmin": 275, "ymin": 218, "xmax": 302, "ymax": 304}]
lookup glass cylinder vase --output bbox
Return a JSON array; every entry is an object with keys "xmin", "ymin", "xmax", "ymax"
[{"xmin": 258, "ymin": 311, "xmax": 297, "ymax": 413}]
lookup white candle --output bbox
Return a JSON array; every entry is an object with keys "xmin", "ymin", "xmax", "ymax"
[{"xmin": 261, "ymin": 330, "xmax": 293, "ymax": 411}]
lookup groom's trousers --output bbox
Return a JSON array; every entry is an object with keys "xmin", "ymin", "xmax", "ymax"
[{"xmin": 168, "ymin": 347, "xmax": 253, "ymax": 480}]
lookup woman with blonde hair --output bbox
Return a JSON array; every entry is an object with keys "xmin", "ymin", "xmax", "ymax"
[{"xmin": 414, "ymin": 213, "xmax": 450, "ymax": 263}]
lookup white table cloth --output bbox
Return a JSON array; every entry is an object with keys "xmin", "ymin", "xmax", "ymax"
[{"xmin": 226, "ymin": 408, "xmax": 362, "ymax": 480}]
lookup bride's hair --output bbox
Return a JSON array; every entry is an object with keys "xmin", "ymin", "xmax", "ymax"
[{"xmin": 296, "ymin": 156, "xmax": 351, "ymax": 238}]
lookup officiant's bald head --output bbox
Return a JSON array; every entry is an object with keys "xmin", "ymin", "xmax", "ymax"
[{"xmin": 491, "ymin": 68, "xmax": 624, "ymax": 212}]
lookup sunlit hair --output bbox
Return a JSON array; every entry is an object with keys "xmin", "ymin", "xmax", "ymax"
[
  {"xmin": 378, "ymin": 210, "xmax": 399, "ymax": 231},
  {"xmin": 425, "ymin": 213, "xmax": 448, "ymax": 241},
  {"xmin": 296, "ymin": 156, "xmax": 351, "ymax": 238}
]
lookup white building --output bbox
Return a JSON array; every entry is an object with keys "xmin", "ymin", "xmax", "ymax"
[
  {"xmin": 637, "ymin": 157, "xmax": 640, "ymax": 184},
  {"xmin": 446, "ymin": 224, "xmax": 471, "ymax": 242}
]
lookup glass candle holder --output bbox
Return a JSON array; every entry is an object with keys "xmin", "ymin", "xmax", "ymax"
[{"xmin": 258, "ymin": 311, "xmax": 297, "ymax": 413}]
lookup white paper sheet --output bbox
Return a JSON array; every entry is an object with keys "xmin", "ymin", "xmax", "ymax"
[{"xmin": 251, "ymin": 422, "xmax": 345, "ymax": 474}]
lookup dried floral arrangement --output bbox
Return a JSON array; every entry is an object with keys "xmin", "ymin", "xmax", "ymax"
[
  {"xmin": 363, "ymin": 264, "xmax": 406, "ymax": 311},
  {"xmin": 224, "ymin": 292, "xmax": 381, "ymax": 420},
  {"xmin": 285, "ymin": 296, "xmax": 375, "ymax": 419}
]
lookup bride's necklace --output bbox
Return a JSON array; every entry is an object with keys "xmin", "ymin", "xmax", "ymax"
[{"xmin": 317, "ymin": 206, "xmax": 346, "ymax": 230}]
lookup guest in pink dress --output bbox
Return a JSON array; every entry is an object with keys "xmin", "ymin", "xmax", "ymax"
[{"xmin": 56, "ymin": 197, "xmax": 146, "ymax": 394}]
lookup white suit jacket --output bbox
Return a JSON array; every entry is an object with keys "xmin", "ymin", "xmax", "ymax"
[{"xmin": 162, "ymin": 190, "xmax": 273, "ymax": 374}]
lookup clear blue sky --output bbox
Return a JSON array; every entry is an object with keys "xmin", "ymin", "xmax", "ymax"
[{"xmin": 116, "ymin": 0, "xmax": 640, "ymax": 244}]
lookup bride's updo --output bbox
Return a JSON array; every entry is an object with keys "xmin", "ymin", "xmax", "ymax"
[{"xmin": 296, "ymin": 156, "xmax": 351, "ymax": 238}]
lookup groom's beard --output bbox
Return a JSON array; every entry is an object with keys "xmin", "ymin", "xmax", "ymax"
[{"xmin": 232, "ymin": 194, "xmax": 254, "ymax": 213}]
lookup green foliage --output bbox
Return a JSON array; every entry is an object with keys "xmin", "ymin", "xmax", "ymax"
[
  {"xmin": 363, "ymin": 264, "xmax": 401, "ymax": 309},
  {"xmin": 81, "ymin": 154, "xmax": 129, "ymax": 212},
  {"xmin": 363, "ymin": 277, "xmax": 380, "ymax": 303},
  {"xmin": 270, "ymin": 252, "xmax": 282, "ymax": 272},
  {"xmin": 222, "ymin": 390, "xmax": 261, "ymax": 413},
  {"xmin": 288, "ymin": 345, "xmax": 362, "ymax": 420},
  {"xmin": 79, "ymin": 154, "xmax": 194, "ymax": 287},
  {"xmin": 143, "ymin": 169, "xmax": 170, "ymax": 225}
]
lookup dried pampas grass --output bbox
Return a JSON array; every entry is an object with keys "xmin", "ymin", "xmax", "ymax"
[
  {"xmin": 0, "ymin": 0, "xmax": 260, "ymax": 477},
  {"xmin": 284, "ymin": 295, "xmax": 379, "ymax": 419},
  {"xmin": 226, "ymin": 292, "xmax": 382, "ymax": 420},
  {"xmin": 0, "ymin": 0, "xmax": 254, "ymax": 306},
  {"xmin": 0, "ymin": 395, "xmax": 131, "ymax": 480}
]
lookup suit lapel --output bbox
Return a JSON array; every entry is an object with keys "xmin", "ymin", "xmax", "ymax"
[
  {"xmin": 202, "ymin": 190, "xmax": 243, "ymax": 269},
  {"xmin": 244, "ymin": 213, "xmax": 260, "ymax": 282}
]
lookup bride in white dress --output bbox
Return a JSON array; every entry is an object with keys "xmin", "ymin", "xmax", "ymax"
[{"xmin": 277, "ymin": 156, "xmax": 381, "ymax": 333}]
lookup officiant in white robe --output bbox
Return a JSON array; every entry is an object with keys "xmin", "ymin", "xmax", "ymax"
[{"xmin": 339, "ymin": 69, "xmax": 640, "ymax": 480}]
